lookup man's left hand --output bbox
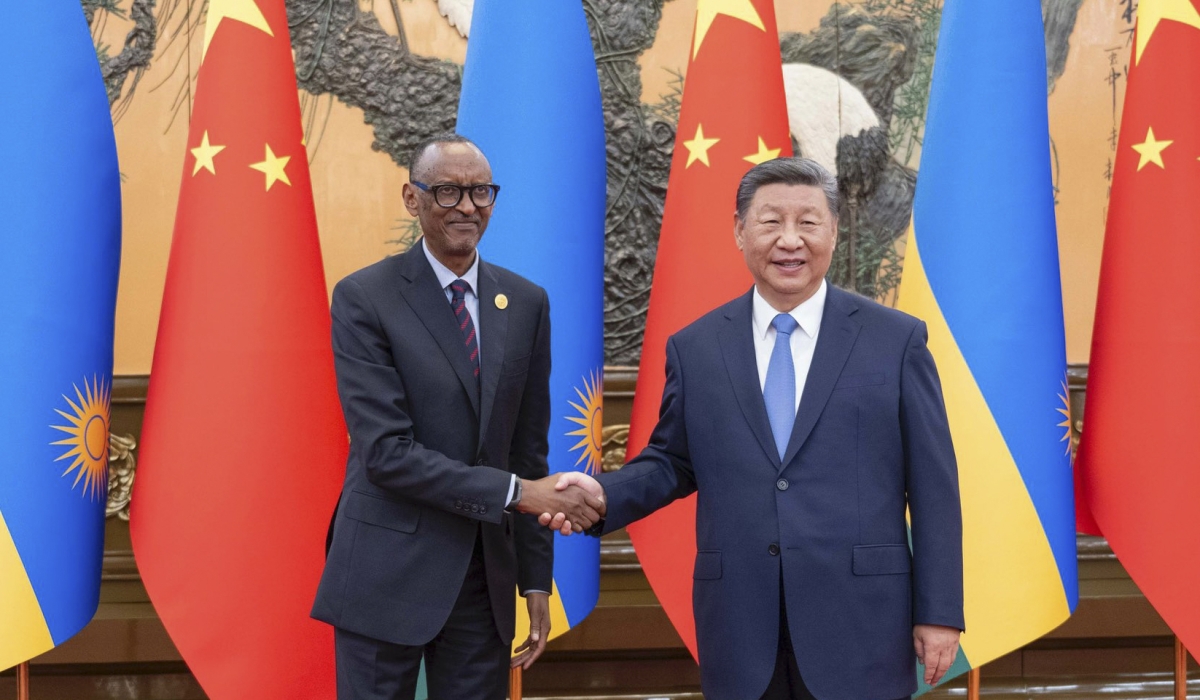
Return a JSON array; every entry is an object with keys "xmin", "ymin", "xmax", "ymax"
[
  {"xmin": 914, "ymin": 624, "xmax": 960, "ymax": 686},
  {"xmin": 512, "ymin": 592, "xmax": 550, "ymax": 670}
]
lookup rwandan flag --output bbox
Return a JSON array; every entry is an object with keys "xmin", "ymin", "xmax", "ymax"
[
  {"xmin": 457, "ymin": 0, "xmax": 606, "ymax": 644},
  {"xmin": 0, "ymin": 0, "xmax": 122, "ymax": 672},
  {"xmin": 897, "ymin": 0, "xmax": 1077, "ymax": 691}
]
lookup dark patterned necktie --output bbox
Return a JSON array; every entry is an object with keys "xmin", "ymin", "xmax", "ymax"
[{"xmin": 448, "ymin": 280, "xmax": 480, "ymax": 381}]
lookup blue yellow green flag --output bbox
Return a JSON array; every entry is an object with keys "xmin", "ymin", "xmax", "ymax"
[
  {"xmin": 457, "ymin": 0, "xmax": 606, "ymax": 642},
  {"xmin": 0, "ymin": 0, "xmax": 122, "ymax": 672},
  {"xmin": 897, "ymin": 0, "xmax": 1078, "ymax": 691}
]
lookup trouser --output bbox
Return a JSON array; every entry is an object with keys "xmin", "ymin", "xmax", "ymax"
[
  {"xmin": 759, "ymin": 581, "xmax": 817, "ymax": 700},
  {"xmin": 760, "ymin": 576, "xmax": 909, "ymax": 700},
  {"xmin": 335, "ymin": 532, "xmax": 508, "ymax": 700}
]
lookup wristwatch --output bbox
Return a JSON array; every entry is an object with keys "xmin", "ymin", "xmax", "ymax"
[{"xmin": 506, "ymin": 478, "xmax": 523, "ymax": 512}]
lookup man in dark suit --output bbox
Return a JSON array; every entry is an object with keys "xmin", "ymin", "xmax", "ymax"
[
  {"xmin": 546, "ymin": 157, "xmax": 964, "ymax": 700},
  {"xmin": 312, "ymin": 135, "xmax": 603, "ymax": 700}
]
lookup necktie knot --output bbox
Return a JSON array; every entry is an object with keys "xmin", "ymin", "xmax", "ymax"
[
  {"xmin": 449, "ymin": 279, "xmax": 471, "ymax": 301},
  {"xmin": 772, "ymin": 313, "xmax": 799, "ymax": 337}
]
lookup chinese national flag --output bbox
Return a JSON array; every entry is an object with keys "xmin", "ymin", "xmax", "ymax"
[
  {"xmin": 625, "ymin": 0, "xmax": 791, "ymax": 657},
  {"xmin": 1075, "ymin": 0, "xmax": 1200, "ymax": 652},
  {"xmin": 129, "ymin": 0, "xmax": 347, "ymax": 696}
]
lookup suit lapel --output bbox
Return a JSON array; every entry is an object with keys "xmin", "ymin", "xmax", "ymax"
[
  {"xmin": 718, "ymin": 290, "xmax": 782, "ymax": 469},
  {"xmin": 476, "ymin": 261, "xmax": 508, "ymax": 446},
  {"xmin": 396, "ymin": 244, "xmax": 480, "ymax": 416},
  {"xmin": 780, "ymin": 285, "xmax": 861, "ymax": 469}
]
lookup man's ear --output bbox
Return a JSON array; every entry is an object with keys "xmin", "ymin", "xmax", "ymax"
[
  {"xmin": 402, "ymin": 183, "xmax": 420, "ymax": 217},
  {"xmin": 733, "ymin": 213, "xmax": 745, "ymax": 251}
]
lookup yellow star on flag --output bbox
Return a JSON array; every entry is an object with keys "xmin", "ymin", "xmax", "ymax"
[
  {"xmin": 190, "ymin": 131, "xmax": 226, "ymax": 176},
  {"xmin": 1132, "ymin": 126, "xmax": 1172, "ymax": 171},
  {"xmin": 743, "ymin": 136, "xmax": 782, "ymax": 165},
  {"xmin": 249, "ymin": 144, "xmax": 292, "ymax": 190},
  {"xmin": 202, "ymin": 0, "xmax": 274, "ymax": 61},
  {"xmin": 683, "ymin": 124, "xmax": 720, "ymax": 168},
  {"xmin": 1135, "ymin": 0, "xmax": 1200, "ymax": 64},
  {"xmin": 692, "ymin": 0, "xmax": 765, "ymax": 59}
]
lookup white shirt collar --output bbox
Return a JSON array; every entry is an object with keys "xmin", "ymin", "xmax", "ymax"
[
  {"xmin": 752, "ymin": 279, "xmax": 827, "ymax": 341},
  {"xmin": 422, "ymin": 238, "xmax": 480, "ymax": 294}
]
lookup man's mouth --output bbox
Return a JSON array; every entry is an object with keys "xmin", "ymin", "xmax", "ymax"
[{"xmin": 773, "ymin": 259, "xmax": 806, "ymax": 270}]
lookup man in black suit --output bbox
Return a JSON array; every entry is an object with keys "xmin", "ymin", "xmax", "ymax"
[{"xmin": 312, "ymin": 135, "xmax": 603, "ymax": 700}]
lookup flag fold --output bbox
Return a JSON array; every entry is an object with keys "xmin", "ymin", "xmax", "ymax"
[
  {"xmin": 897, "ymin": 0, "xmax": 1078, "ymax": 690},
  {"xmin": 1076, "ymin": 0, "xmax": 1200, "ymax": 654},
  {"xmin": 457, "ymin": 0, "xmax": 608, "ymax": 644},
  {"xmin": 129, "ymin": 0, "xmax": 347, "ymax": 695},
  {"xmin": 0, "ymin": 1, "xmax": 121, "ymax": 672}
]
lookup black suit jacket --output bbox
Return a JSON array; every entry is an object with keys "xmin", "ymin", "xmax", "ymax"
[
  {"xmin": 311, "ymin": 242, "xmax": 554, "ymax": 645},
  {"xmin": 597, "ymin": 286, "xmax": 963, "ymax": 700}
]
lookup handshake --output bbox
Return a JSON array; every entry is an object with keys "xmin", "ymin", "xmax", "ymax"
[{"xmin": 514, "ymin": 472, "xmax": 607, "ymax": 535}]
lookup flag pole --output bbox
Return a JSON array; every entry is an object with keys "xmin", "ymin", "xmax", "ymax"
[
  {"xmin": 967, "ymin": 667, "xmax": 981, "ymax": 700},
  {"xmin": 1175, "ymin": 635, "xmax": 1188, "ymax": 700},
  {"xmin": 509, "ymin": 666, "xmax": 523, "ymax": 700},
  {"xmin": 17, "ymin": 661, "xmax": 30, "ymax": 700}
]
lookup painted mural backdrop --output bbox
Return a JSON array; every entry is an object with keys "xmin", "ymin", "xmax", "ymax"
[{"xmin": 86, "ymin": 0, "xmax": 1133, "ymax": 373}]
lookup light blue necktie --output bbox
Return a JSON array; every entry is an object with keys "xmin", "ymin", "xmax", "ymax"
[{"xmin": 764, "ymin": 313, "xmax": 799, "ymax": 460}]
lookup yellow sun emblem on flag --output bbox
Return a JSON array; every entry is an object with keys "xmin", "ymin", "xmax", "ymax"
[
  {"xmin": 566, "ymin": 370, "xmax": 604, "ymax": 476},
  {"xmin": 1057, "ymin": 378, "xmax": 1073, "ymax": 456},
  {"xmin": 51, "ymin": 376, "xmax": 111, "ymax": 500}
]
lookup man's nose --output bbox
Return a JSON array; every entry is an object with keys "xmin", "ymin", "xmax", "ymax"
[
  {"xmin": 455, "ymin": 193, "xmax": 477, "ymax": 215},
  {"xmin": 777, "ymin": 226, "xmax": 804, "ymax": 250}
]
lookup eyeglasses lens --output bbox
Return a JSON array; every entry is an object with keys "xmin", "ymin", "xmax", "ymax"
[{"xmin": 432, "ymin": 185, "xmax": 496, "ymax": 208}]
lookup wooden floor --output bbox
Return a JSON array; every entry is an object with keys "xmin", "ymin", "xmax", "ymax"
[{"xmin": 2, "ymin": 664, "xmax": 1198, "ymax": 699}]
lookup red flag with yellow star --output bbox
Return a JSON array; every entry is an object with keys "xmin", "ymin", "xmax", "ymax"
[
  {"xmin": 624, "ymin": 0, "xmax": 791, "ymax": 657},
  {"xmin": 128, "ymin": 0, "xmax": 346, "ymax": 696},
  {"xmin": 1075, "ymin": 0, "xmax": 1200, "ymax": 652}
]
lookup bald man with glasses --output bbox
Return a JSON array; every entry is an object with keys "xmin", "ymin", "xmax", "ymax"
[{"xmin": 312, "ymin": 134, "xmax": 604, "ymax": 700}]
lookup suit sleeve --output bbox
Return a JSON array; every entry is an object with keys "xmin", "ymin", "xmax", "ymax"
[
  {"xmin": 508, "ymin": 289, "xmax": 554, "ymax": 594},
  {"xmin": 901, "ymin": 321, "xmax": 966, "ymax": 631},
  {"xmin": 596, "ymin": 335, "xmax": 697, "ymax": 534},
  {"xmin": 331, "ymin": 277, "xmax": 512, "ymax": 523}
]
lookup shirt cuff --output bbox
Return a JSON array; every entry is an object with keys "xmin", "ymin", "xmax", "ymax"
[
  {"xmin": 523, "ymin": 590, "xmax": 550, "ymax": 596},
  {"xmin": 504, "ymin": 474, "xmax": 517, "ymax": 506}
]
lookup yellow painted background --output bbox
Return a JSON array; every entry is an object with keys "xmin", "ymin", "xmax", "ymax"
[{"xmin": 98, "ymin": 0, "xmax": 1129, "ymax": 374}]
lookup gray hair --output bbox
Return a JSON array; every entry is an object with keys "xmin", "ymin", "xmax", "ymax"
[
  {"xmin": 408, "ymin": 133, "xmax": 484, "ymax": 181},
  {"xmin": 735, "ymin": 157, "xmax": 839, "ymax": 220}
]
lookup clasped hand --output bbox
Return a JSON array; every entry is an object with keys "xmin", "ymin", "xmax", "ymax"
[{"xmin": 517, "ymin": 472, "xmax": 606, "ymax": 534}]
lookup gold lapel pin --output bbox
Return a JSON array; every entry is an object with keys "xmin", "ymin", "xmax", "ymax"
[{"xmin": 495, "ymin": 294, "xmax": 508, "ymax": 310}]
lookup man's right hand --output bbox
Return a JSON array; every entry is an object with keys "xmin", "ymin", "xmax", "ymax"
[
  {"xmin": 535, "ymin": 472, "xmax": 606, "ymax": 535},
  {"xmin": 516, "ymin": 476, "xmax": 605, "ymax": 535}
]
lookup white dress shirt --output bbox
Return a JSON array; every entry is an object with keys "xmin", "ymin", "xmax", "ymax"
[
  {"xmin": 751, "ymin": 280, "xmax": 827, "ymax": 413},
  {"xmin": 422, "ymin": 239, "xmax": 481, "ymax": 362}
]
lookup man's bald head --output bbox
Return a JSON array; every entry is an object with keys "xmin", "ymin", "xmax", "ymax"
[{"xmin": 408, "ymin": 134, "xmax": 485, "ymax": 182}]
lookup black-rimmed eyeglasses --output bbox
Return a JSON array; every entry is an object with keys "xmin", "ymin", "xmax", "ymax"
[{"xmin": 411, "ymin": 181, "xmax": 501, "ymax": 208}]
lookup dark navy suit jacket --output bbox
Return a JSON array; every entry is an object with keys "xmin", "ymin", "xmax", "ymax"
[
  {"xmin": 311, "ymin": 243, "xmax": 553, "ymax": 646},
  {"xmin": 597, "ymin": 285, "xmax": 963, "ymax": 700}
]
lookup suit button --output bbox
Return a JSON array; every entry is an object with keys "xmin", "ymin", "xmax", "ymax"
[
  {"xmin": 472, "ymin": 505, "xmax": 480, "ymax": 513},
  {"xmin": 480, "ymin": 506, "xmax": 487, "ymax": 514},
  {"xmin": 768, "ymin": 544, "xmax": 780, "ymax": 556},
  {"xmin": 475, "ymin": 459, "xmax": 487, "ymax": 467},
  {"xmin": 776, "ymin": 479, "xmax": 789, "ymax": 491},
  {"xmin": 455, "ymin": 500, "xmax": 463, "ymax": 509}
]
